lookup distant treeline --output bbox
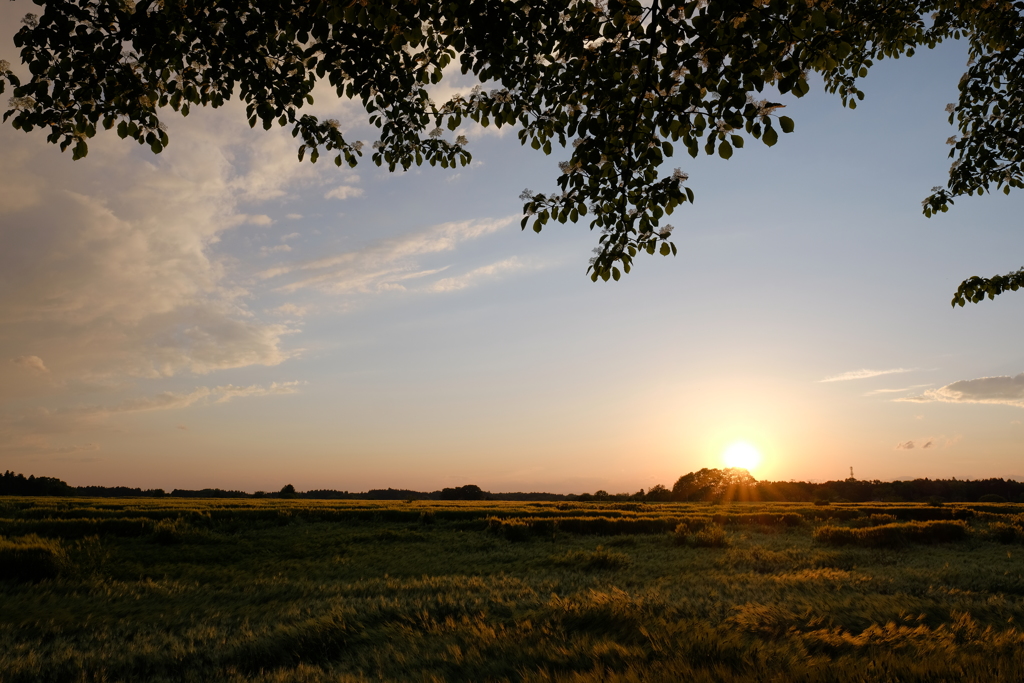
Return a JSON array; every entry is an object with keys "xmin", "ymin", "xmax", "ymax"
[
  {"xmin": 0, "ymin": 474, "xmax": 570, "ymax": 502},
  {"xmin": 3, "ymin": 469, "xmax": 1024, "ymax": 503}
]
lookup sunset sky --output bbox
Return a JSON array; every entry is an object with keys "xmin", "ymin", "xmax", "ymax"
[{"xmin": 2, "ymin": 4, "xmax": 1023, "ymax": 494}]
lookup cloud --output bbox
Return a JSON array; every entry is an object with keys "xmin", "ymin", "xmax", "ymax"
[
  {"xmin": 821, "ymin": 368, "xmax": 915, "ymax": 382},
  {"xmin": 429, "ymin": 257, "xmax": 529, "ymax": 292},
  {"xmin": 280, "ymin": 232, "xmax": 301, "ymax": 241},
  {"xmin": 261, "ymin": 244, "xmax": 293, "ymax": 255},
  {"xmin": 262, "ymin": 217, "xmax": 515, "ymax": 294},
  {"xmin": 12, "ymin": 355, "xmax": 48, "ymax": 374},
  {"xmin": 98, "ymin": 382, "xmax": 302, "ymax": 415},
  {"xmin": 268, "ymin": 303, "xmax": 310, "ymax": 318},
  {"xmin": 864, "ymin": 383, "xmax": 933, "ymax": 396},
  {"xmin": 0, "ymin": 381, "xmax": 300, "ymax": 456},
  {"xmin": 898, "ymin": 372, "xmax": 1024, "ymax": 408},
  {"xmin": 894, "ymin": 435, "xmax": 958, "ymax": 451},
  {"xmin": 213, "ymin": 381, "xmax": 302, "ymax": 403},
  {"xmin": 285, "ymin": 214, "xmax": 304, "ymax": 220},
  {"xmin": 325, "ymin": 185, "xmax": 364, "ymax": 200},
  {"xmin": 0, "ymin": 105, "xmax": 310, "ymax": 394}
]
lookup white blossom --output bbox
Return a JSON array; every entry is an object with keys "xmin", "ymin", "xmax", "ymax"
[{"xmin": 8, "ymin": 96, "xmax": 36, "ymax": 109}]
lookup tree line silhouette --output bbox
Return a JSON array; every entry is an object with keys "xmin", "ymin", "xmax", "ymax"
[{"xmin": 3, "ymin": 469, "xmax": 1024, "ymax": 503}]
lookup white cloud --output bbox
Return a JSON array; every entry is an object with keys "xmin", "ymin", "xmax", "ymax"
[
  {"xmin": 12, "ymin": 355, "xmax": 48, "ymax": 374},
  {"xmin": 898, "ymin": 372, "xmax": 1024, "ymax": 408},
  {"xmin": 821, "ymin": 368, "xmax": 915, "ymax": 383},
  {"xmin": 325, "ymin": 185, "xmax": 364, "ymax": 200},
  {"xmin": 429, "ymin": 257, "xmax": 529, "ymax": 292},
  {"xmin": 261, "ymin": 244, "xmax": 293, "ymax": 255},
  {"xmin": 286, "ymin": 214, "xmax": 304, "ymax": 220},
  {"xmin": 280, "ymin": 232, "xmax": 301, "ymax": 241},
  {"xmin": 0, "ymin": 106, "xmax": 308, "ymax": 395},
  {"xmin": 863, "ymin": 383, "xmax": 933, "ymax": 396},
  {"xmin": 262, "ymin": 216, "xmax": 515, "ymax": 294}
]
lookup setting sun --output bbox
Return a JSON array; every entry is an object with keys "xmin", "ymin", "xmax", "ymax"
[{"xmin": 722, "ymin": 441, "xmax": 762, "ymax": 472}]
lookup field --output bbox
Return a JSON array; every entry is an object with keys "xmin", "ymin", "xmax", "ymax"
[{"xmin": 2, "ymin": 498, "xmax": 1024, "ymax": 682}]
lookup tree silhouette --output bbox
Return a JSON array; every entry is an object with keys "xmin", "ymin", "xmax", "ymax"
[
  {"xmin": 3, "ymin": 0, "xmax": 1021, "ymax": 294},
  {"xmin": 672, "ymin": 468, "xmax": 756, "ymax": 502}
]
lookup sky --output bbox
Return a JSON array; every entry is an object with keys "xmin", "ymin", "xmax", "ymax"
[{"xmin": 2, "ymin": 4, "xmax": 1023, "ymax": 494}]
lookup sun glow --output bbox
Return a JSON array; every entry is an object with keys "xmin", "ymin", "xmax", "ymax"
[{"xmin": 722, "ymin": 441, "xmax": 762, "ymax": 472}]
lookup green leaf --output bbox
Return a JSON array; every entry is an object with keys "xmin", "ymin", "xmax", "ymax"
[
  {"xmin": 718, "ymin": 141, "xmax": 733, "ymax": 159},
  {"xmin": 763, "ymin": 127, "xmax": 778, "ymax": 147},
  {"xmin": 779, "ymin": 116, "xmax": 794, "ymax": 133}
]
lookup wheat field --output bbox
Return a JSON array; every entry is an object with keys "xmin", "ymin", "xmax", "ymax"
[{"xmin": 2, "ymin": 497, "xmax": 1023, "ymax": 682}]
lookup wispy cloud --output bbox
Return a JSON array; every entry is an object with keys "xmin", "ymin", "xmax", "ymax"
[
  {"xmin": 821, "ymin": 368, "xmax": 915, "ymax": 383},
  {"xmin": 898, "ymin": 372, "xmax": 1024, "ymax": 408},
  {"xmin": 261, "ymin": 217, "xmax": 516, "ymax": 294},
  {"xmin": 268, "ymin": 303, "xmax": 310, "ymax": 318},
  {"xmin": 894, "ymin": 435, "xmax": 958, "ymax": 451},
  {"xmin": 324, "ymin": 185, "xmax": 364, "ymax": 201},
  {"xmin": 12, "ymin": 355, "xmax": 48, "ymax": 374},
  {"xmin": 0, "ymin": 382, "xmax": 301, "ymax": 457},
  {"xmin": 429, "ymin": 257, "xmax": 529, "ymax": 292},
  {"xmin": 75, "ymin": 381, "xmax": 303, "ymax": 418},
  {"xmin": 864, "ymin": 383, "xmax": 933, "ymax": 396}
]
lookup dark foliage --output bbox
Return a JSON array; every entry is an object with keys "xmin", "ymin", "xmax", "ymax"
[{"xmin": 0, "ymin": 471, "xmax": 75, "ymax": 497}]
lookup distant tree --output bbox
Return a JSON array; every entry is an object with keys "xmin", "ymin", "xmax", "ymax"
[
  {"xmin": 978, "ymin": 493, "xmax": 1007, "ymax": 503},
  {"xmin": 279, "ymin": 484, "xmax": 298, "ymax": 499},
  {"xmin": 439, "ymin": 484, "xmax": 486, "ymax": 500},
  {"xmin": 645, "ymin": 484, "xmax": 673, "ymax": 502},
  {"xmin": 671, "ymin": 468, "xmax": 756, "ymax": 502},
  {"xmin": 0, "ymin": 471, "xmax": 75, "ymax": 497}
]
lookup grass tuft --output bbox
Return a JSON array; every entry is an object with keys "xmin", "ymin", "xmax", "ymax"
[{"xmin": 0, "ymin": 534, "xmax": 69, "ymax": 581}]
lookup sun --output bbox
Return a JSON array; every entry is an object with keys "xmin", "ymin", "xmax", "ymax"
[{"xmin": 722, "ymin": 441, "xmax": 762, "ymax": 472}]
